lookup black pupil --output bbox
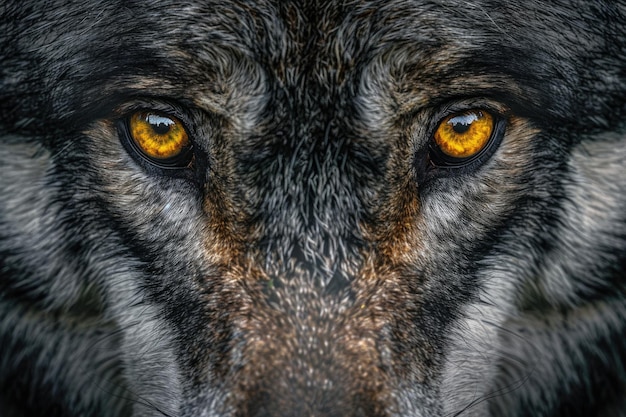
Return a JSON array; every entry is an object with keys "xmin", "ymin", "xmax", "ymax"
[
  {"xmin": 146, "ymin": 114, "xmax": 174, "ymax": 135},
  {"xmin": 451, "ymin": 121, "xmax": 471, "ymax": 134},
  {"xmin": 449, "ymin": 112, "xmax": 479, "ymax": 134},
  {"xmin": 152, "ymin": 123, "xmax": 170, "ymax": 135}
]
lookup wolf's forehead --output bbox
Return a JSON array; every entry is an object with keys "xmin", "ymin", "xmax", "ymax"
[
  {"xmin": 118, "ymin": 1, "xmax": 457, "ymax": 84},
  {"xmin": 105, "ymin": 0, "xmax": 536, "ymax": 119}
]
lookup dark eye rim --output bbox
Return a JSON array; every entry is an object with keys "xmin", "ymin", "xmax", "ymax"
[
  {"xmin": 117, "ymin": 111, "xmax": 195, "ymax": 170},
  {"xmin": 428, "ymin": 112, "xmax": 506, "ymax": 170}
]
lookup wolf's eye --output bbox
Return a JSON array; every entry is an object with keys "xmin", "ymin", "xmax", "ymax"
[
  {"xmin": 431, "ymin": 110, "xmax": 497, "ymax": 166},
  {"xmin": 126, "ymin": 111, "xmax": 192, "ymax": 168}
]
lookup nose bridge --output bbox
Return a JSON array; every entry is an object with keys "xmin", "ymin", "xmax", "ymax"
[
  {"xmin": 258, "ymin": 79, "xmax": 361, "ymax": 284},
  {"xmin": 234, "ymin": 261, "xmax": 390, "ymax": 417},
  {"xmin": 233, "ymin": 122, "xmax": 390, "ymax": 416},
  {"xmin": 224, "ymin": 14, "xmax": 396, "ymax": 414}
]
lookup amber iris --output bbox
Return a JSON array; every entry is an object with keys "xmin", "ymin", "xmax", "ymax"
[
  {"xmin": 129, "ymin": 112, "xmax": 189, "ymax": 160},
  {"xmin": 434, "ymin": 110, "xmax": 494, "ymax": 159}
]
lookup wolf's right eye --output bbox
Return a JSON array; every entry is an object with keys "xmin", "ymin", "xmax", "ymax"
[
  {"xmin": 428, "ymin": 109, "xmax": 503, "ymax": 170},
  {"xmin": 434, "ymin": 110, "xmax": 494, "ymax": 159},
  {"xmin": 123, "ymin": 111, "xmax": 193, "ymax": 169}
]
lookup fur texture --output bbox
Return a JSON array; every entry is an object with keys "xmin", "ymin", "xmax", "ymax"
[{"xmin": 1, "ymin": 1, "xmax": 625, "ymax": 416}]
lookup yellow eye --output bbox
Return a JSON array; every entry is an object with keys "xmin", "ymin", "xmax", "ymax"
[
  {"xmin": 128, "ymin": 112, "xmax": 190, "ymax": 161},
  {"xmin": 433, "ymin": 110, "xmax": 494, "ymax": 159}
]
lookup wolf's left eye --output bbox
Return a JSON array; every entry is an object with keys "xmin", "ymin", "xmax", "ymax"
[
  {"xmin": 430, "ymin": 109, "xmax": 500, "ymax": 167},
  {"xmin": 124, "ymin": 111, "xmax": 193, "ymax": 168}
]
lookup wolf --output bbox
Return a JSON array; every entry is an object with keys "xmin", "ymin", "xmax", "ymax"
[{"xmin": 1, "ymin": 0, "xmax": 625, "ymax": 416}]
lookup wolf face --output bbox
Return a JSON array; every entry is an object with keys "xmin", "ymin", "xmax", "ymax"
[{"xmin": 1, "ymin": 1, "xmax": 625, "ymax": 416}]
